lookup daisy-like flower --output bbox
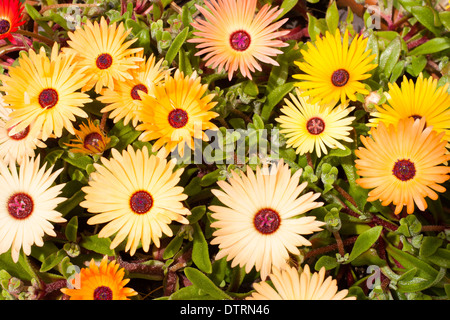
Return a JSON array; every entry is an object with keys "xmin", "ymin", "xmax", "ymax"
[
  {"xmin": 63, "ymin": 16, "xmax": 143, "ymax": 94},
  {"xmin": 294, "ymin": 29, "xmax": 377, "ymax": 105},
  {"xmin": 247, "ymin": 264, "xmax": 355, "ymax": 300},
  {"xmin": 209, "ymin": 160, "xmax": 325, "ymax": 280},
  {"xmin": 276, "ymin": 89, "xmax": 355, "ymax": 158},
  {"xmin": 355, "ymin": 117, "xmax": 450, "ymax": 215},
  {"xmin": 136, "ymin": 70, "xmax": 218, "ymax": 157},
  {"xmin": 81, "ymin": 145, "xmax": 191, "ymax": 256},
  {"xmin": 0, "ymin": 106, "xmax": 46, "ymax": 165},
  {"xmin": 188, "ymin": 0, "xmax": 290, "ymax": 80},
  {"xmin": 0, "ymin": 0, "xmax": 26, "ymax": 44},
  {"xmin": 64, "ymin": 119, "xmax": 111, "ymax": 155},
  {"xmin": 0, "ymin": 155, "xmax": 66, "ymax": 262},
  {"xmin": 97, "ymin": 52, "xmax": 170, "ymax": 127},
  {"xmin": 369, "ymin": 73, "xmax": 450, "ymax": 143},
  {"xmin": 61, "ymin": 256, "xmax": 137, "ymax": 300},
  {"xmin": 0, "ymin": 44, "xmax": 92, "ymax": 141}
]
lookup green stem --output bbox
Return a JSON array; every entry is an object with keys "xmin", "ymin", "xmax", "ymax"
[{"xmin": 15, "ymin": 29, "xmax": 54, "ymax": 46}]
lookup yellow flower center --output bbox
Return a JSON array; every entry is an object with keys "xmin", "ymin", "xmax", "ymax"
[
  {"xmin": 168, "ymin": 108, "xmax": 189, "ymax": 128},
  {"xmin": 392, "ymin": 159, "xmax": 416, "ymax": 181},
  {"xmin": 306, "ymin": 117, "xmax": 325, "ymax": 135},
  {"xmin": 7, "ymin": 125, "xmax": 30, "ymax": 141},
  {"xmin": 254, "ymin": 208, "xmax": 280, "ymax": 234},
  {"xmin": 96, "ymin": 53, "xmax": 113, "ymax": 70},
  {"xmin": 331, "ymin": 69, "xmax": 349, "ymax": 87},
  {"xmin": 7, "ymin": 193, "xmax": 33, "ymax": 220},
  {"xmin": 93, "ymin": 286, "xmax": 113, "ymax": 300},
  {"xmin": 39, "ymin": 88, "xmax": 59, "ymax": 109},
  {"xmin": 230, "ymin": 30, "xmax": 251, "ymax": 51},
  {"xmin": 130, "ymin": 84, "xmax": 148, "ymax": 100},
  {"xmin": 130, "ymin": 190, "xmax": 153, "ymax": 214}
]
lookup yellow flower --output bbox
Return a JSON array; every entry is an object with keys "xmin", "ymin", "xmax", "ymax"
[
  {"xmin": 0, "ymin": 104, "xmax": 46, "ymax": 165},
  {"xmin": 63, "ymin": 16, "xmax": 143, "ymax": 94},
  {"xmin": 136, "ymin": 69, "xmax": 218, "ymax": 157},
  {"xmin": 188, "ymin": 0, "xmax": 289, "ymax": 80},
  {"xmin": 369, "ymin": 73, "xmax": 450, "ymax": 143},
  {"xmin": 209, "ymin": 160, "xmax": 324, "ymax": 280},
  {"xmin": 0, "ymin": 155, "xmax": 66, "ymax": 262},
  {"xmin": 97, "ymin": 52, "xmax": 170, "ymax": 127},
  {"xmin": 64, "ymin": 119, "xmax": 111, "ymax": 155},
  {"xmin": 247, "ymin": 264, "xmax": 356, "ymax": 300},
  {"xmin": 294, "ymin": 29, "xmax": 377, "ymax": 105},
  {"xmin": 276, "ymin": 88, "xmax": 355, "ymax": 158},
  {"xmin": 81, "ymin": 145, "xmax": 191, "ymax": 256},
  {"xmin": 355, "ymin": 117, "xmax": 450, "ymax": 215},
  {"xmin": 0, "ymin": 44, "xmax": 92, "ymax": 141},
  {"xmin": 61, "ymin": 256, "xmax": 137, "ymax": 300}
]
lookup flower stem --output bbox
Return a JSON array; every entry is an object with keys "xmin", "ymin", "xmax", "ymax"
[{"xmin": 15, "ymin": 29, "xmax": 54, "ymax": 46}]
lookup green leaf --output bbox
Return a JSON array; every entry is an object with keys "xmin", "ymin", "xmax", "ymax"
[
  {"xmin": 278, "ymin": 0, "xmax": 299, "ymax": 19},
  {"xmin": 40, "ymin": 249, "xmax": 66, "ymax": 272},
  {"xmin": 307, "ymin": 13, "xmax": 320, "ymax": 41},
  {"xmin": 0, "ymin": 252, "xmax": 37, "ymax": 281},
  {"xmin": 65, "ymin": 216, "xmax": 78, "ymax": 242},
  {"xmin": 25, "ymin": 3, "xmax": 43, "ymax": 21},
  {"xmin": 425, "ymin": 248, "xmax": 450, "ymax": 268},
  {"xmin": 163, "ymin": 234, "xmax": 184, "ymax": 260},
  {"xmin": 419, "ymin": 236, "xmax": 443, "ymax": 258},
  {"xmin": 325, "ymin": 1, "xmax": 339, "ymax": 33},
  {"xmin": 169, "ymin": 284, "xmax": 216, "ymax": 300},
  {"xmin": 43, "ymin": 149, "xmax": 64, "ymax": 167},
  {"xmin": 184, "ymin": 267, "xmax": 232, "ymax": 300},
  {"xmin": 62, "ymin": 152, "xmax": 94, "ymax": 170},
  {"xmin": 192, "ymin": 223, "xmax": 212, "ymax": 273},
  {"xmin": 80, "ymin": 234, "xmax": 115, "ymax": 256},
  {"xmin": 347, "ymin": 226, "xmax": 383, "ymax": 263},
  {"xmin": 56, "ymin": 189, "xmax": 85, "ymax": 217},
  {"xmin": 165, "ymin": 27, "xmax": 189, "ymax": 65},
  {"xmin": 261, "ymin": 82, "xmax": 294, "ymax": 121},
  {"xmin": 411, "ymin": 6, "xmax": 441, "ymax": 36},
  {"xmin": 136, "ymin": 29, "xmax": 151, "ymax": 54},
  {"xmin": 406, "ymin": 55, "xmax": 427, "ymax": 77},
  {"xmin": 187, "ymin": 205, "xmax": 207, "ymax": 224},
  {"xmin": 408, "ymin": 37, "xmax": 450, "ymax": 56},
  {"xmin": 315, "ymin": 255, "xmax": 338, "ymax": 271},
  {"xmin": 439, "ymin": 11, "xmax": 450, "ymax": 31},
  {"xmin": 379, "ymin": 36, "xmax": 401, "ymax": 77}
]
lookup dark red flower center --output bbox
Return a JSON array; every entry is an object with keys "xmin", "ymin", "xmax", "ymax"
[
  {"xmin": 392, "ymin": 159, "xmax": 416, "ymax": 181},
  {"xmin": 306, "ymin": 117, "xmax": 325, "ymax": 135},
  {"xmin": 168, "ymin": 109, "xmax": 188, "ymax": 129},
  {"xmin": 331, "ymin": 69, "xmax": 350, "ymax": 87},
  {"xmin": 230, "ymin": 30, "xmax": 251, "ymax": 51},
  {"xmin": 130, "ymin": 190, "xmax": 153, "ymax": 214},
  {"xmin": 83, "ymin": 132, "xmax": 103, "ymax": 151},
  {"xmin": 93, "ymin": 286, "xmax": 113, "ymax": 300},
  {"xmin": 130, "ymin": 84, "xmax": 148, "ymax": 100},
  {"xmin": 254, "ymin": 208, "xmax": 280, "ymax": 234},
  {"xmin": 39, "ymin": 88, "xmax": 59, "ymax": 109},
  {"xmin": 7, "ymin": 125, "xmax": 30, "ymax": 140},
  {"xmin": 96, "ymin": 53, "xmax": 113, "ymax": 70},
  {"xmin": 0, "ymin": 19, "xmax": 11, "ymax": 35},
  {"xmin": 7, "ymin": 193, "xmax": 34, "ymax": 220}
]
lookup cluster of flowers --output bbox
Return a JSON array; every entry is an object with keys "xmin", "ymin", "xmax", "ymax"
[{"xmin": 0, "ymin": 0, "xmax": 448, "ymax": 300}]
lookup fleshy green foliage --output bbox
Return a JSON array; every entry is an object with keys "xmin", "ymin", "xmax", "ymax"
[{"xmin": 0, "ymin": 0, "xmax": 448, "ymax": 301}]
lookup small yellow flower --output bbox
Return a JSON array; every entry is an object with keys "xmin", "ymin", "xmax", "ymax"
[{"xmin": 65, "ymin": 119, "xmax": 111, "ymax": 155}]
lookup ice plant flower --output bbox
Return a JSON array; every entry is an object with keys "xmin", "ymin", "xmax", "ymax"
[
  {"xmin": 63, "ymin": 16, "xmax": 143, "ymax": 94},
  {"xmin": 276, "ymin": 88, "xmax": 355, "ymax": 158},
  {"xmin": 0, "ymin": 104, "xmax": 46, "ymax": 165},
  {"xmin": 64, "ymin": 119, "xmax": 111, "ymax": 155},
  {"xmin": 189, "ymin": 0, "xmax": 289, "ymax": 80},
  {"xmin": 97, "ymin": 52, "xmax": 170, "ymax": 127},
  {"xmin": 0, "ymin": 0, "xmax": 26, "ymax": 44},
  {"xmin": 81, "ymin": 145, "xmax": 191, "ymax": 256},
  {"xmin": 247, "ymin": 264, "xmax": 355, "ymax": 300},
  {"xmin": 355, "ymin": 117, "xmax": 450, "ymax": 215},
  {"xmin": 0, "ymin": 155, "xmax": 66, "ymax": 262},
  {"xmin": 294, "ymin": 29, "xmax": 377, "ymax": 105},
  {"xmin": 0, "ymin": 44, "xmax": 92, "ymax": 141},
  {"xmin": 61, "ymin": 256, "xmax": 137, "ymax": 300},
  {"xmin": 209, "ymin": 160, "xmax": 324, "ymax": 280},
  {"xmin": 368, "ymin": 73, "xmax": 450, "ymax": 143},
  {"xmin": 136, "ymin": 70, "xmax": 218, "ymax": 157}
]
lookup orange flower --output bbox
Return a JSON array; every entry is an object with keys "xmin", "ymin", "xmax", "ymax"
[{"xmin": 189, "ymin": 0, "xmax": 289, "ymax": 80}]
